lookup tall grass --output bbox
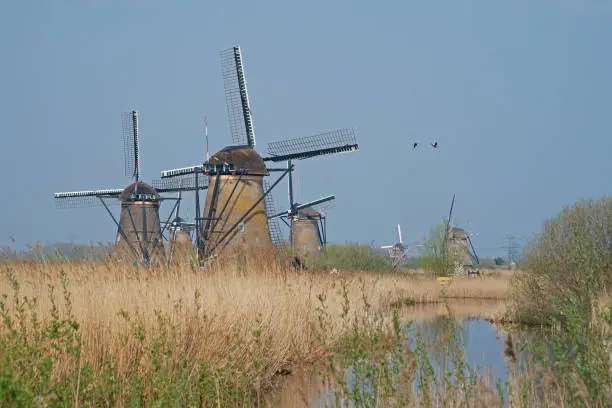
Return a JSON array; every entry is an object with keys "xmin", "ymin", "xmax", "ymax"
[
  {"xmin": 0, "ymin": 250, "xmax": 514, "ymax": 406},
  {"xmin": 6, "ymin": 244, "xmax": 602, "ymax": 406}
]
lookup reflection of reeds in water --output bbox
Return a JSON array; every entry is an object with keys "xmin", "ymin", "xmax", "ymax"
[
  {"xmin": 504, "ymin": 334, "xmax": 517, "ymax": 362},
  {"xmin": 288, "ymin": 306, "xmax": 581, "ymax": 408}
]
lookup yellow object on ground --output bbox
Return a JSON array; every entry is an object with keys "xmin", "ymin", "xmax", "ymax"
[{"xmin": 436, "ymin": 277, "xmax": 453, "ymax": 285}]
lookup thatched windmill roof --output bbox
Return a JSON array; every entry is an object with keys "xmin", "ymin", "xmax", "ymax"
[
  {"xmin": 296, "ymin": 206, "xmax": 321, "ymax": 219},
  {"xmin": 207, "ymin": 146, "xmax": 266, "ymax": 174},
  {"xmin": 119, "ymin": 182, "xmax": 160, "ymax": 202},
  {"xmin": 448, "ymin": 227, "xmax": 469, "ymax": 240}
]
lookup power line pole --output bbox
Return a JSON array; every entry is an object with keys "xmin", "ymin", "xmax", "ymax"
[{"xmin": 501, "ymin": 234, "xmax": 521, "ymax": 269}]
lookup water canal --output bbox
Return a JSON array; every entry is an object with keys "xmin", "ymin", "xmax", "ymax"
[{"xmin": 271, "ymin": 300, "xmax": 535, "ymax": 407}]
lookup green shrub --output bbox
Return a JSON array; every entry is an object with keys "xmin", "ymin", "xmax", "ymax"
[
  {"xmin": 510, "ymin": 197, "xmax": 612, "ymax": 324},
  {"xmin": 419, "ymin": 218, "xmax": 459, "ymax": 277},
  {"xmin": 507, "ymin": 197, "xmax": 612, "ymax": 406},
  {"xmin": 310, "ymin": 242, "xmax": 390, "ymax": 271}
]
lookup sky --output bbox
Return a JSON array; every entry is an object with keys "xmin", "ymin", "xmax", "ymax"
[{"xmin": 1, "ymin": 1, "xmax": 611, "ymax": 258}]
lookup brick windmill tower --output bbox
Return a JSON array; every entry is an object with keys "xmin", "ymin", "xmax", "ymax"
[{"xmin": 160, "ymin": 45, "xmax": 359, "ymax": 264}]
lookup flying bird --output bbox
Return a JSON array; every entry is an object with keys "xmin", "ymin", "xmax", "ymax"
[
  {"xmin": 431, "ymin": 141, "xmax": 439, "ymax": 148},
  {"xmin": 412, "ymin": 142, "xmax": 419, "ymax": 149}
]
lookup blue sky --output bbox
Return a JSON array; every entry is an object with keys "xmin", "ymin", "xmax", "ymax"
[{"xmin": 1, "ymin": 1, "xmax": 611, "ymax": 257}]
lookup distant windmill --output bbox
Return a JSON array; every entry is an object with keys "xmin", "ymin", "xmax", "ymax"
[
  {"xmin": 443, "ymin": 194, "xmax": 480, "ymax": 276},
  {"xmin": 160, "ymin": 45, "xmax": 359, "ymax": 264},
  {"xmin": 54, "ymin": 111, "xmax": 205, "ymax": 267},
  {"xmin": 268, "ymin": 192, "xmax": 335, "ymax": 260},
  {"xmin": 381, "ymin": 224, "xmax": 407, "ymax": 268}
]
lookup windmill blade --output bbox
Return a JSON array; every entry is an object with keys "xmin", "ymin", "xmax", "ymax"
[
  {"xmin": 152, "ymin": 175, "xmax": 208, "ymax": 192},
  {"xmin": 294, "ymin": 195, "xmax": 335, "ymax": 212},
  {"xmin": 122, "ymin": 110, "xmax": 140, "ymax": 181},
  {"xmin": 446, "ymin": 193, "xmax": 456, "ymax": 232},
  {"xmin": 264, "ymin": 128, "xmax": 358, "ymax": 162},
  {"xmin": 467, "ymin": 235, "xmax": 480, "ymax": 265},
  {"xmin": 268, "ymin": 195, "xmax": 336, "ymax": 219},
  {"xmin": 160, "ymin": 165, "xmax": 203, "ymax": 179},
  {"xmin": 54, "ymin": 189, "xmax": 122, "ymax": 209},
  {"xmin": 220, "ymin": 46, "xmax": 255, "ymax": 148},
  {"xmin": 263, "ymin": 180, "xmax": 285, "ymax": 247}
]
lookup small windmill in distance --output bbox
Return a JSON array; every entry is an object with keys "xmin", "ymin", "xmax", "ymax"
[
  {"xmin": 443, "ymin": 194, "xmax": 481, "ymax": 276},
  {"xmin": 381, "ymin": 224, "xmax": 407, "ymax": 268}
]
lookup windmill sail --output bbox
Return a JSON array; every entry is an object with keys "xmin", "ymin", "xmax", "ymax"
[
  {"xmin": 152, "ymin": 175, "xmax": 209, "ymax": 193},
  {"xmin": 122, "ymin": 110, "xmax": 140, "ymax": 181},
  {"xmin": 264, "ymin": 128, "xmax": 358, "ymax": 162},
  {"xmin": 268, "ymin": 195, "xmax": 335, "ymax": 219},
  {"xmin": 54, "ymin": 189, "xmax": 123, "ymax": 209},
  {"xmin": 263, "ymin": 180, "xmax": 285, "ymax": 248},
  {"xmin": 220, "ymin": 46, "xmax": 255, "ymax": 148}
]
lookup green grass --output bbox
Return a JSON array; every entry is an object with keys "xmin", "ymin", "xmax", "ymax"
[{"xmin": 308, "ymin": 242, "xmax": 391, "ymax": 271}]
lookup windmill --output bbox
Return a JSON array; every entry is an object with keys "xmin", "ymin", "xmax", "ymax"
[
  {"xmin": 268, "ymin": 194, "xmax": 335, "ymax": 261},
  {"xmin": 54, "ymin": 111, "xmax": 205, "ymax": 267},
  {"xmin": 166, "ymin": 187, "xmax": 197, "ymax": 265},
  {"xmin": 443, "ymin": 194, "xmax": 480, "ymax": 276},
  {"xmin": 381, "ymin": 224, "xmax": 407, "ymax": 268},
  {"xmin": 160, "ymin": 45, "xmax": 359, "ymax": 264}
]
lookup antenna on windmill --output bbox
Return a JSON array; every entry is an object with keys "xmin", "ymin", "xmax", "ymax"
[{"xmin": 204, "ymin": 116, "xmax": 209, "ymax": 162}]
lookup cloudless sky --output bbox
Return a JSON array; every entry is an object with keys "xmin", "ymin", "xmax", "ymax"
[{"xmin": 1, "ymin": 1, "xmax": 611, "ymax": 257}]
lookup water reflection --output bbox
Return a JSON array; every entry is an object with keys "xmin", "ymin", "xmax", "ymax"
[{"xmin": 271, "ymin": 300, "xmax": 533, "ymax": 407}]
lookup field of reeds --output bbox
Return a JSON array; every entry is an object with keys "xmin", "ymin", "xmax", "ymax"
[
  {"xmin": 1, "ymin": 194, "xmax": 611, "ymax": 407},
  {"xmin": 0, "ymin": 248, "xmax": 514, "ymax": 407}
]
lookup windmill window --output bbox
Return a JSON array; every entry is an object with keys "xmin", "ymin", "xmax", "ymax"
[{"xmin": 238, "ymin": 221, "xmax": 245, "ymax": 233}]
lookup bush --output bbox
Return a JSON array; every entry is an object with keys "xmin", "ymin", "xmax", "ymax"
[
  {"xmin": 506, "ymin": 197, "xmax": 612, "ymax": 406},
  {"xmin": 310, "ymin": 242, "xmax": 390, "ymax": 271},
  {"xmin": 509, "ymin": 197, "xmax": 612, "ymax": 324},
  {"xmin": 419, "ymin": 218, "xmax": 459, "ymax": 277},
  {"xmin": 494, "ymin": 257, "xmax": 505, "ymax": 266}
]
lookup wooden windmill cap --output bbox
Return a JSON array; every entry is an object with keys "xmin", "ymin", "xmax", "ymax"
[
  {"xmin": 119, "ymin": 181, "xmax": 160, "ymax": 202},
  {"xmin": 296, "ymin": 206, "xmax": 321, "ymax": 219},
  {"xmin": 207, "ymin": 145, "xmax": 266, "ymax": 175}
]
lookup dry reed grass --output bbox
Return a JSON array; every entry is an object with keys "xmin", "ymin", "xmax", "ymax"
[{"xmin": 0, "ymin": 252, "xmax": 511, "ymax": 402}]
